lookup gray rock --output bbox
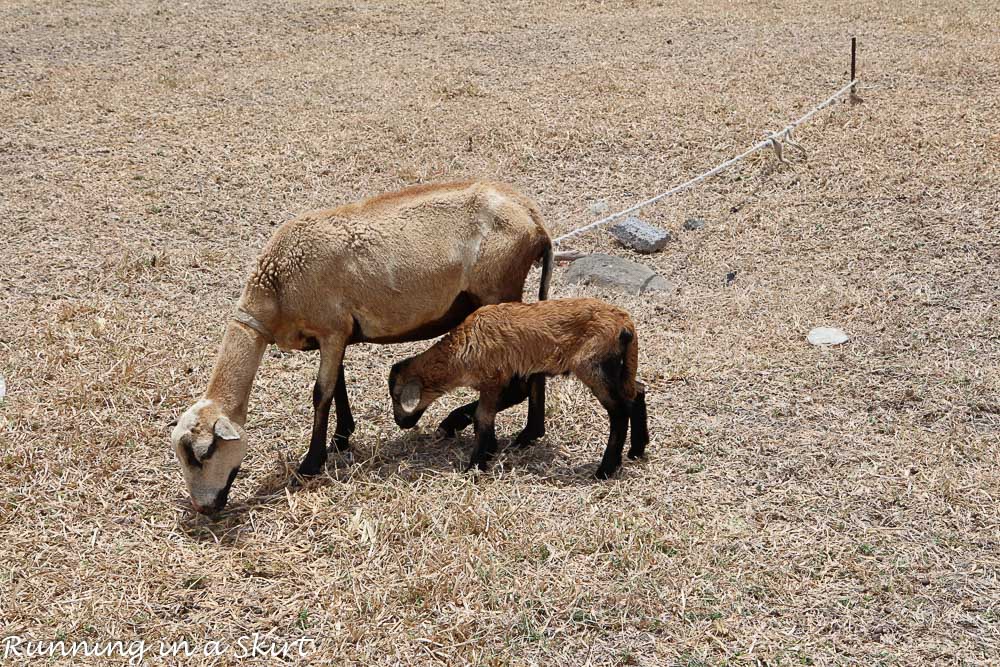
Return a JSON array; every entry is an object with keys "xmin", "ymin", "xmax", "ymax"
[
  {"xmin": 807, "ymin": 327, "xmax": 850, "ymax": 346},
  {"xmin": 0, "ymin": 373, "xmax": 4, "ymax": 404},
  {"xmin": 564, "ymin": 254, "xmax": 671, "ymax": 295},
  {"xmin": 609, "ymin": 216, "xmax": 672, "ymax": 254},
  {"xmin": 588, "ymin": 200, "xmax": 610, "ymax": 216},
  {"xmin": 684, "ymin": 218, "xmax": 706, "ymax": 231}
]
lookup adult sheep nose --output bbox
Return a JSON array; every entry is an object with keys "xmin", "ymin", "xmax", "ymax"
[{"xmin": 190, "ymin": 498, "xmax": 211, "ymax": 514}]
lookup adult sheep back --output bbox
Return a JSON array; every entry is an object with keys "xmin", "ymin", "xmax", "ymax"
[{"xmin": 171, "ymin": 181, "xmax": 553, "ymax": 513}]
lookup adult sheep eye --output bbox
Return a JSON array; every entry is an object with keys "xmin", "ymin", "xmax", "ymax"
[{"xmin": 181, "ymin": 442, "xmax": 202, "ymax": 469}]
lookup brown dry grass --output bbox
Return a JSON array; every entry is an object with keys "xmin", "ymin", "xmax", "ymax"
[{"xmin": 2, "ymin": 0, "xmax": 999, "ymax": 664}]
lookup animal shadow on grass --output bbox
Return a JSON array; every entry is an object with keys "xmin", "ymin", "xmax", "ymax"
[
  {"xmin": 315, "ymin": 427, "xmax": 630, "ymax": 490},
  {"xmin": 178, "ymin": 426, "xmax": 633, "ymax": 542},
  {"xmin": 176, "ymin": 434, "xmax": 451, "ymax": 544},
  {"xmin": 175, "ymin": 452, "xmax": 338, "ymax": 544},
  {"xmin": 358, "ymin": 430, "xmax": 586, "ymax": 485},
  {"xmin": 304, "ymin": 427, "xmax": 622, "ymax": 490}
]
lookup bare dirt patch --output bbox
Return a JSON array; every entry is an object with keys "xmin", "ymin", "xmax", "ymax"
[{"xmin": 1, "ymin": 0, "xmax": 998, "ymax": 664}]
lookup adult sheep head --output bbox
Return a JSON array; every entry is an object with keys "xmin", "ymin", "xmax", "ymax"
[{"xmin": 171, "ymin": 399, "xmax": 246, "ymax": 514}]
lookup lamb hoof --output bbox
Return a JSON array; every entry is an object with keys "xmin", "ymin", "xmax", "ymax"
[
  {"xmin": 437, "ymin": 423, "xmax": 468, "ymax": 439},
  {"xmin": 436, "ymin": 414, "xmax": 472, "ymax": 438}
]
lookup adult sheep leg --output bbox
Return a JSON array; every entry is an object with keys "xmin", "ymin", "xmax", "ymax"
[
  {"xmin": 299, "ymin": 334, "xmax": 347, "ymax": 476},
  {"xmin": 330, "ymin": 363, "xmax": 355, "ymax": 452}
]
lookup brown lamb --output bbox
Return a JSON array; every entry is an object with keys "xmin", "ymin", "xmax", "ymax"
[{"xmin": 389, "ymin": 298, "xmax": 649, "ymax": 478}]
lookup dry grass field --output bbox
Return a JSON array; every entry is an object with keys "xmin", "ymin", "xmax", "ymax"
[{"xmin": 2, "ymin": 0, "xmax": 999, "ymax": 664}]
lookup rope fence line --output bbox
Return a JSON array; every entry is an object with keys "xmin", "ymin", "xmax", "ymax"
[{"xmin": 553, "ymin": 77, "xmax": 859, "ymax": 246}]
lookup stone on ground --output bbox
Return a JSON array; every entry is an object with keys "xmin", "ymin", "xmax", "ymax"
[
  {"xmin": 609, "ymin": 216, "xmax": 672, "ymax": 254},
  {"xmin": 807, "ymin": 327, "xmax": 850, "ymax": 346},
  {"xmin": 565, "ymin": 254, "xmax": 671, "ymax": 295},
  {"xmin": 684, "ymin": 217, "xmax": 707, "ymax": 231},
  {"xmin": 588, "ymin": 200, "xmax": 609, "ymax": 215}
]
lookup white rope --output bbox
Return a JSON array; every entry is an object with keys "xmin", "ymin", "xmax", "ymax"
[{"xmin": 554, "ymin": 79, "xmax": 858, "ymax": 245}]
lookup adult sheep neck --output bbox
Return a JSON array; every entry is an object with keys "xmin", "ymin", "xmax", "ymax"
[{"xmin": 172, "ymin": 181, "xmax": 553, "ymax": 514}]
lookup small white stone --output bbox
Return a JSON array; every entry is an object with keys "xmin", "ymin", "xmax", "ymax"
[
  {"xmin": 589, "ymin": 200, "xmax": 609, "ymax": 215},
  {"xmin": 807, "ymin": 327, "xmax": 849, "ymax": 346},
  {"xmin": 0, "ymin": 373, "xmax": 5, "ymax": 403}
]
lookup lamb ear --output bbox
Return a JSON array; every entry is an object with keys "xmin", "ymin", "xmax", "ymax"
[
  {"xmin": 213, "ymin": 416, "xmax": 241, "ymax": 441},
  {"xmin": 400, "ymin": 381, "xmax": 422, "ymax": 414}
]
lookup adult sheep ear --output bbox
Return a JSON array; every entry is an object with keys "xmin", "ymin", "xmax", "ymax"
[
  {"xmin": 400, "ymin": 381, "xmax": 422, "ymax": 414},
  {"xmin": 213, "ymin": 416, "xmax": 241, "ymax": 442}
]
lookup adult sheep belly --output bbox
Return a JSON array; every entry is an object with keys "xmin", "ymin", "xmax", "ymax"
[{"xmin": 345, "ymin": 237, "xmax": 481, "ymax": 344}]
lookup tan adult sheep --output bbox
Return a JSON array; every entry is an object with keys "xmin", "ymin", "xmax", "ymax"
[
  {"xmin": 388, "ymin": 298, "xmax": 649, "ymax": 479},
  {"xmin": 171, "ymin": 181, "xmax": 553, "ymax": 513}
]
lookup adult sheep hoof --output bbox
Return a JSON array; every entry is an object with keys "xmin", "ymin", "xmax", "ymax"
[
  {"xmin": 511, "ymin": 427, "xmax": 544, "ymax": 449},
  {"xmin": 465, "ymin": 459, "xmax": 490, "ymax": 473},
  {"xmin": 328, "ymin": 434, "xmax": 351, "ymax": 453},
  {"xmin": 594, "ymin": 466, "xmax": 618, "ymax": 480},
  {"xmin": 297, "ymin": 459, "xmax": 325, "ymax": 477}
]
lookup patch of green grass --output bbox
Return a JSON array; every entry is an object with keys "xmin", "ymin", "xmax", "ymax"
[
  {"xmin": 516, "ymin": 613, "xmax": 542, "ymax": 643},
  {"xmin": 676, "ymin": 654, "xmax": 710, "ymax": 667},
  {"xmin": 570, "ymin": 608, "xmax": 598, "ymax": 627},
  {"xmin": 685, "ymin": 610, "xmax": 724, "ymax": 622},
  {"xmin": 655, "ymin": 542, "xmax": 679, "ymax": 556},
  {"xmin": 618, "ymin": 649, "xmax": 639, "ymax": 665}
]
